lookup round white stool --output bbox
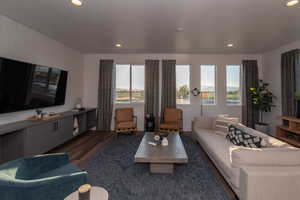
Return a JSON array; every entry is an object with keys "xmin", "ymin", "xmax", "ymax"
[{"xmin": 65, "ymin": 186, "xmax": 109, "ymax": 200}]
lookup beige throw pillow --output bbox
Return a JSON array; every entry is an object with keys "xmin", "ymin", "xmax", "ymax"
[
  {"xmin": 230, "ymin": 146, "xmax": 300, "ymax": 167},
  {"xmin": 213, "ymin": 115, "xmax": 239, "ymax": 136}
]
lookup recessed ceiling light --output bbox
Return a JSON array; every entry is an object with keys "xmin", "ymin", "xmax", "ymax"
[
  {"xmin": 176, "ymin": 27, "xmax": 183, "ymax": 32},
  {"xmin": 286, "ymin": 0, "xmax": 299, "ymax": 7},
  {"xmin": 71, "ymin": 0, "xmax": 83, "ymax": 7},
  {"xmin": 115, "ymin": 44, "xmax": 122, "ymax": 47},
  {"xmin": 227, "ymin": 43, "xmax": 234, "ymax": 47}
]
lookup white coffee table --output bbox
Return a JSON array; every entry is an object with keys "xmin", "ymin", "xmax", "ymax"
[{"xmin": 65, "ymin": 186, "xmax": 109, "ymax": 200}]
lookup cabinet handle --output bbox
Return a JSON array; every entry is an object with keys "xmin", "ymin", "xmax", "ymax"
[{"xmin": 53, "ymin": 121, "xmax": 59, "ymax": 131}]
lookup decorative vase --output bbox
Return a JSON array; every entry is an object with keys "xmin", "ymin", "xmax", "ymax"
[
  {"xmin": 162, "ymin": 137, "xmax": 168, "ymax": 146},
  {"xmin": 78, "ymin": 184, "xmax": 91, "ymax": 200},
  {"xmin": 145, "ymin": 113, "xmax": 155, "ymax": 132},
  {"xmin": 154, "ymin": 135, "xmax": 160, "ymax": 141}
]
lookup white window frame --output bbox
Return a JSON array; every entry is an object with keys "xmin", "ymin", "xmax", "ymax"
[
  {"xmin": 115, "ymin": 64, "xmax": 145, "ymax": 104},
  {"xmin": 225, "ymin": 65, "xmax": 242, "ymax": 106},
  {"xmin": 176, "ymin": 64, "xmax": 191, "ymax": 105},
  {"xmin": 200, "ymin": 65, "xmax": 217, "ymax": 105}
]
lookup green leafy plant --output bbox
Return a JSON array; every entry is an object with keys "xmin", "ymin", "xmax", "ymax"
[
  {"xmin": 177, "ymin": 85, "xmax": 189, "ymax": 99},
  {"xmin": 249, "ymin": 80, "xmax": 276, "ymax": 124}
]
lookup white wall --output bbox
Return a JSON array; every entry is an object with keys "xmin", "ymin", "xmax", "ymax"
[
  {"xmin": 0, "ymin": 15, "xmax": 84, "ymax": 125},
  {"xmin": 262, "ymin": 40, "xmax": 300, "ymax": 135},
  {"xmin": 83, "ymin": 53, "xmax": 262, "ymax": 131}
]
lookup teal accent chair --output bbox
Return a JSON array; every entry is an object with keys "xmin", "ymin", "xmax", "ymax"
[{"xmin": 0, "ymin": 153, "xmax": 87, "ymax": 200}]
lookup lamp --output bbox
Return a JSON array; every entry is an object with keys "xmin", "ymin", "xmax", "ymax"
[{"xmin": 191, "ymin": 88, "xmax": 204, "ymax": 116}]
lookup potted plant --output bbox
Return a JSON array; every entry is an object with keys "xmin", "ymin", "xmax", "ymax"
[
  {"xmin": 295, "ymin": 92, "xmax": 300, "ymax": 118},
  {"xmin": 249, "ymin": 80, "xmax": 276, "ymax": 133}
]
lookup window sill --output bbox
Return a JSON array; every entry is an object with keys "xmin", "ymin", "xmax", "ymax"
[
  {"xmin": 114, "ymin": 102, "xmax": 144, "ymax": 105},
  {"xmin": 226, "ymin": 104, "xmax": 242, "ymax": 106}
]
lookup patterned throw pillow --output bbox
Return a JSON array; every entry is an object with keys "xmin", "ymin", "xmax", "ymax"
[{"xmin": 226, "ymin": 125, "xmax": 262, "ymax": 148}]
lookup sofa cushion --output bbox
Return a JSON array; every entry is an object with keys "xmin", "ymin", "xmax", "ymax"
[
  {"xmin": 194, "ymin": 129, "xmax": 240, "ymax": 188},
  {"xmin": 226, "ymin": 125, "xmax": 263, "ymax": 148},
  {"xmin": 230, "ymin": 146, "xmax": 300, "ymax": 168},
  {"xmin": 232, "ymin": 123, "xmax": 290, "ymax": 148},
  {"xmin": 213, "ymin": 115, "xmax": 239, "ymax": 129},
  {"xmin": 193, "ymin": 117, "xmax": 214, "ymax": 130},
  {"xmin": 213, "ymin": 115, "xmax": 239, "ymax": 136}
]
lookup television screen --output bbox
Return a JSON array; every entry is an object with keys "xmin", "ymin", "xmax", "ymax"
[{"xmin": 0, "ymin": 57, "xmax": 68, "ymax": 114}]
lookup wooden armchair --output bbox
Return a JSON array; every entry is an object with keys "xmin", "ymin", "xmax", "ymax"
[
  {"xmin": 159, "ymin": 108, "xmax": 183, "ymax": 133},
  {"xmin": 114, "ymin": 108, "xmax": 137, "ymax": 135}
]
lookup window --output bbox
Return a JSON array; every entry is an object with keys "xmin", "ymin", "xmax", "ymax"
[
  {"xmin": 131, "ymin": 65, "xmax": 145, "ymax": 103},
  {"xmin": 226, "ymin": 65, "xmax": 241, "ymax": 105},
  {"xmin": 176, "ymin": 65, "xmax": 190, "ymax": 104},
  {"xmin": 200, "ymin": 65, "xmax": 216, "ymax": 105},
  {"xmin": 115, "ymin": 64, "xmax": 145, "ymax": 103}
]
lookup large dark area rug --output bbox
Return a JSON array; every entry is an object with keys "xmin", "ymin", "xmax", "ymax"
[{"xmin": 84, "ymin": 135, "xmax": 231, "ymax": 200}]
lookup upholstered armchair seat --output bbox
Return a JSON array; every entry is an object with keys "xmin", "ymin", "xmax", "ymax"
[
  {"xmin": 115, "ymin": 108, "xmax": 137, "ymax": 134},
  {"xmin": 0, "ymin": 153, "xmax": 87, "ymax": 200},
  {"xmin": 159, "ymin": 108, "xmax": 183, "ymax": 132},
  {"xmin": 117, "ymin": 121, "xmax": 136, "ymax": 129},
  {"xmin": 159, "ymin": 122, "xmax": 180, "ymax": 130}
]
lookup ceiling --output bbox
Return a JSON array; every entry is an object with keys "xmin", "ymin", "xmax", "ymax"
[{"xmin": 0, "ymin": 0, "xmax": 300, "ymax": 54}]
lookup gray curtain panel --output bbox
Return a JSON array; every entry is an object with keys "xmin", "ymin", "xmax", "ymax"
[
  {"xmin": 97, "ymin": 60, "xmax": 114, "ymax": 131},
  {"xmin": 145, "ymin": 60, "xmax": 160, "ymax": 119},
  {"xmin": 161, "ymin": 60, "xmax": 176, "ymax": 118},
  {"xmin": 242, "ymin": 60, "xmax": 259, "ymax": 128},
  {"xmin": 281, "ymin": 49, "xmax": 300, "ymax": 117}
]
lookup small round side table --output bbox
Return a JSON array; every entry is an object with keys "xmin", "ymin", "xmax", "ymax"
[{"xmin": 65, "ymin": 186, "xmax": 109, "ymax": 200}]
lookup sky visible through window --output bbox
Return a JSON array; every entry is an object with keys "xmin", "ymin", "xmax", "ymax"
[
  {"xmin": 176, "ymin": 65, "xmax": 190, "ymax": 104},
  {"xmin": 226, "ymin": 65, "xmax": 241, "ymax": 105},
  {"xmin": 201, "ymin": 65, "xmax": 216, "ymax": 104},
  {"xmin": 226, "ymin": 65, "xmax": 240, "ymax": 88},
  {"xmin": 116, "ymin": 65, "xmax": 130, "ymax": 89},
  {"xmin": 201, "ymin": 65, "xmax": 215, "ymax": 88},
  {"xmin": 132, "ymin": 65, "xmax": 145, "ymax": 90},
  {"xmin": 176, "ymin": 65, "xmax": 190, "ymax": 87},
  {"xmin": 115, "ymin": 64, "xmax": 241, "ymax": 104},
  {"xmin": 115, "ymin": 64, "xmax": 145, "ymax": 103},
  {"xmin": 116, "ymin": 65, "xmax": 144, "ymax": 89}
]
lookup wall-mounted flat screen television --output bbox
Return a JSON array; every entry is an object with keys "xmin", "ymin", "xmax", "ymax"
[{"xmin": 0, "ymin": 57, "xmax": 68, "ymax": 114}]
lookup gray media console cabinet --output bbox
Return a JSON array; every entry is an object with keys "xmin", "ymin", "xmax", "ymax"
[{"xmin": 0, "ymin": 108, "xmax": 97, "ymax": 164}]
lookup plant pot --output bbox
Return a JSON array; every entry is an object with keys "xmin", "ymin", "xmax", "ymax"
[{"xmin": 255, "ymin": 123, "xmax": 270, "ymax": 134}]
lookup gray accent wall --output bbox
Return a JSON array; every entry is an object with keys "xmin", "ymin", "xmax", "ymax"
[{"xmin": 0, "ymin": 15, "xmax": 84, "ymax": 125}]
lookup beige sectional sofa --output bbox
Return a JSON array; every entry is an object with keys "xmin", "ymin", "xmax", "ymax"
[{"xmin": 192, "ymin": 116, "xmax": 300, "ymax": 200}]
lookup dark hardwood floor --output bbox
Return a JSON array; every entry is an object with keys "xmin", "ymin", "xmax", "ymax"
[{"xmin": 48, "ymin": 131, "xmax": 115, "ymax": 168}]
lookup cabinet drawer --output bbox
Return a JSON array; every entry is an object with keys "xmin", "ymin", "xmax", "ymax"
[
  {"xmin": 1, "ymin": 130, "xmax": 26, "ymax": 163},
  {"xmin": 75, "ymin": 114, "xmax": 87, "ymax": 134},
  {"xmin": 25, "ymin": 121, "xmax": 59, "ymax": 155},
  {"xmin": 55, "ymin": 116, "xmax": 73, "ymax": 146}
]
